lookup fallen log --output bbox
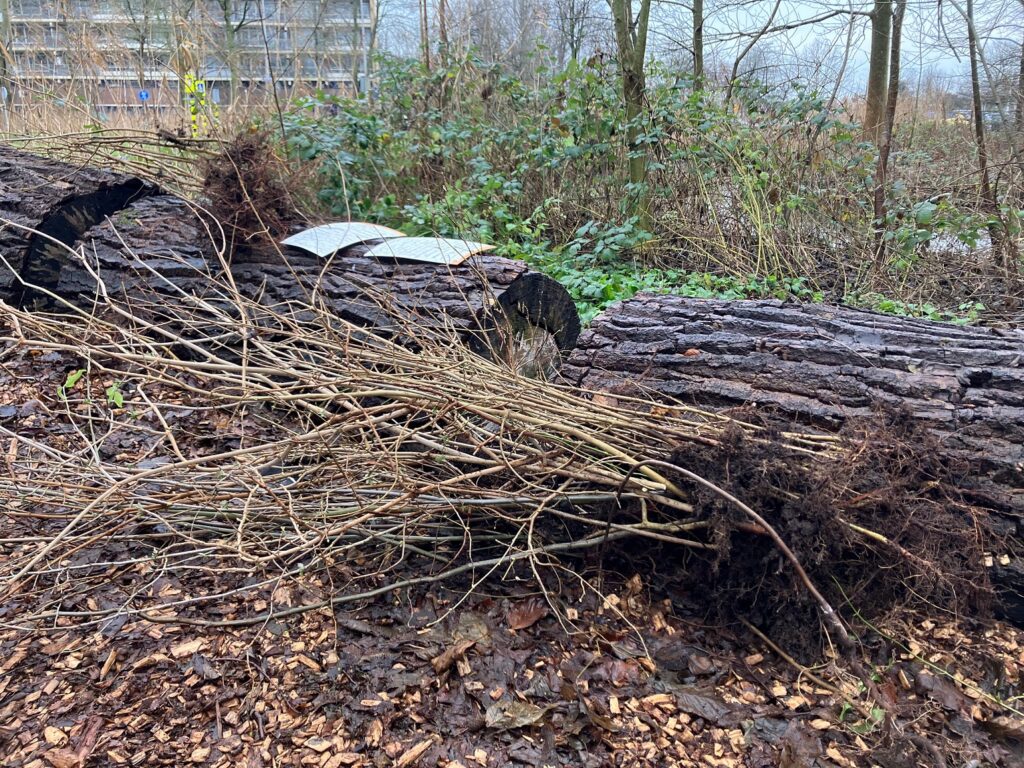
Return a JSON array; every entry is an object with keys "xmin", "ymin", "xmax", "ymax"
[
  {"xmin": 563, "ymin": 294, "xmax": 1024, "ymax": 621},
  {"xmin": 9, "ymin": 188, "xmax": 580, "ymax": 371},
  {"xmin": 564, "ymin": 295, "xmax": 1024, "ymax": 516},
  {"xmin": 0, "ymin": 146, "xmax": 153, "ymax": 302}
]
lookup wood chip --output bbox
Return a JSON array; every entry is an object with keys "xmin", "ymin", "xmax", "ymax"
[
  {"xmin": 305, "ymin": 736, "xmax": 332, "ymax": 753},
  {"xmin": 809, "ymin": 719, "xmax": 832, "ymax": 731},
  {"xmin": 785, "ymin": 695, "xmax": 810, "ymax": 711},
  {"xmin": 99, "ymin": 649, "xmax": 117, "ymax": 681},
  {"xmin": 295, "ymin": 654, "xmax": 322, "ymax": 673},
  {"xmin": 170, "ymin": 639, "xmax": 205, "ymax": 659},
  {"xmin": 395, "ymin": 737, "xmax": 436, "ymax": 767},
  {"xmin": 365, "ymin": 719, "xmax": 383, "ymax": 748}
]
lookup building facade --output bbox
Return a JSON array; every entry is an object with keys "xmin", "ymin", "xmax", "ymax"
[{"xmin": 0, "ymin": 0, "xmax": 374, "ymax": 111}]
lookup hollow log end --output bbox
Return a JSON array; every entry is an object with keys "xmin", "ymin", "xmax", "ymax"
[{"xmin": 475, "ymin": 271, "xmax": 580, "ymax": 377}]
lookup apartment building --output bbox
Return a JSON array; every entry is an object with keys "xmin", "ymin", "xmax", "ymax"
[{"xmin": 0, "ymin": 0, "xmax": 374, "ymax": 111}]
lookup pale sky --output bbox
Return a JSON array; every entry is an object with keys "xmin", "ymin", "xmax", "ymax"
[{"xmin": 380, "ymin": 0, "xmax": 1022, "ymax": 93}]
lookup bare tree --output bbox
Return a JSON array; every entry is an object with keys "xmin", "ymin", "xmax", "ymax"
[
  {"xmin": 692, "ymin": 0, "xmax": 703, "ymax": 86},
  {"xmin": 420, "ymin": 0, "xmax": 431, "ymax": 69},
  {"xmin": 0, "ymin": 0, "xmax": 13, "ymax": 108},
  {"xmin": 873, "ymin": 0, "xmax": 906, "ymax": 259},
  {"xmin": 553, "ymin": 0, "xmax": 596, "ymax": 66},
  {"xmin": 864, "ymin": 0, "xmax": 892, "ymax": 142},
  {"xmin": 610, "ymin": 0, "xmax": 652, "ymax": 224},
  {"xmin": 726, "ymin": 0, "xmax": 781, "ymax": 99},
  {"xmin": 1011, "ymin": 36, "xmax": 1019, "ymax": 130}
]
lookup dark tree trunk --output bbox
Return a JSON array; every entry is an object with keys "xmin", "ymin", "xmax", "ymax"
[
  {"xmin": 864, "ymin": 0, "xmax": 892, "ymax": 143},
  {"xmin": 563, "ymin": 295, "xmax": 1024, "ymax": 620},
  {"xmin": 872, "ymin": 0, "xmax": 906, "ymax": 262},
  {"xmin": 0, "ymin": 147, "xmax": 154, "ymax": 301},
  {"xmin": 7, "ymin": 192, "xmax": 581, "ymax": 373}
]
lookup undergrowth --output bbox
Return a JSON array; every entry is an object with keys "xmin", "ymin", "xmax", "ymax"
[{"xmin": 276, "ymin": 52, "xmax": 1021, "ymax": 323}]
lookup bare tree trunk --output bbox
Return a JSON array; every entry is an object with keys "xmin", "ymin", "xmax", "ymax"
[
  {"xmin": 367, "ymin": 0, "xmax": 381, "ymax": 101},
  {"xmin": 1017, "ymin": 38, "xmax": 1024, "ymax": 132},
  {"xmin": 872, "ymin": 0, "xmax": 906, "ymax": 262},
  {"xmin": 0, "ymin": 0, "xmax": 13, "ymax": 109},
  {"xmin": 437, "ymin": 0, "xmax": 448, "ymax": 64},
  {"xmin": 692, "ymin": 0, "xmax": 703, "ymax": 88},
  {"xmin": 218, "ymin": 1, "xmax": 241, "ymax": 102},
  {"xmin": 351, "ymin": 0, "xmax": 361, "ymax": 95},
  {"xmin": 964, "ymin": 0, "xmax": 1018, "ymax": 290},
  {"xmin": 864, "ymin": 0, "xmax": 891, "ymax": 143},
  {"xmin": 419, "ymin": 0, "xmax": 430, "ymax": 71},
  {"xmin": 610, "ymin": 0, "xmax": 652, "ymax": 228}
]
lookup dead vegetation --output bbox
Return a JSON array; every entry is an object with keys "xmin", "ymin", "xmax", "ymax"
[
  {"xmin": 0, "ymin": 134, "xmax": 1021, "ymax": 764},
  {"xmin": 0, "ymin": 225, "xmax": 1021, "ymax": 764}
]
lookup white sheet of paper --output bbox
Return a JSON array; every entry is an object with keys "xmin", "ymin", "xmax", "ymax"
[
  {"xmin": 362, "ymin": 237, "xmax": 495, "ymax": 265},
  {"xmin": 281, "ymin": 222, "xmax": 406, "ymax": 258}
]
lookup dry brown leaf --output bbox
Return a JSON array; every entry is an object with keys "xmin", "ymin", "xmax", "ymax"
[
  {"xmin": 484, "ymin": 699, "xmax": 546, "ymax": 730},
  {"xmin": 430, "ymin": 638, "xmax": 475, "ymax": 675},
  {"xmin": 673, "ymin": 689, "xmax": 731, "ymax": 723},
  {"xmin": 506, "ymin": 598, "xmax": 548, "ymax": 631},
  {"xmin": 43, "ymin": 727, "xmax": 68, "ymax": 747},
  {"xmin": 365, "ymin": 718, "xmax": 384, "ymax": 748}
]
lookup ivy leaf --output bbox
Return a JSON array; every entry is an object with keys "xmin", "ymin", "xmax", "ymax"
[{"xmin": 105, "ymin": 383, "xmax": 124, "ymax": 409}]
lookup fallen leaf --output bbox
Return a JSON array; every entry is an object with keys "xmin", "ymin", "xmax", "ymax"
[
  {"xmin": 484, "ymin": 699, "xmax": 546, "ymax": 730},
  {"xmin": 688, "ymin": 655, "xmax": 715, "ymax": 676},
  {"xmin": 190, "ymin": 653, "xmax": 221, "ymax": 681},
  {"xmin": 673, "ymin": 689, "xmax": 732, "ymax": 723},
  {"xmin": 915, "ymin": 670, "xmax": 967, "ymax": 712},
  {"xmin": 506, "ymin": 598, "xmax": 548, "ymax": 631},
  {"xmin": 431, "ymin": 638, "xmax": 475, "ymax": 675},
  {"xmin": 780, "ymin": 721, "xmax": 823, "ymax": 768},
  {"xmin": 43, "ymin": 727, "xmax": 68, "ymax": 747},
  {"xmin": 979, "ymin": 715, "xmax": 1024, "ymax": 743}
]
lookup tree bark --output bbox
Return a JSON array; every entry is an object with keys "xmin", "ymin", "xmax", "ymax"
[
  {"xmin": 563, "ymin": 294, "xmax": 1024, "ymax": 621},
  {"xmin": 564, "ymin": 295, "xmax": 1024, "ymax": 521},
  {"xmin": 610, "ymin": 0, "xmax": 652, "ymax": 227},
  {"xmin": 863, "ymin": 0, "xmax": 892, "ymax": 143},
  {"xmin": 692, "ymin": 0, "xmax": 703, "ymax": 88},
  {"xmin": 872, "ymin": 0, "xmax": 906, "ymax": 262},
  {"xmin": 5, "ymin": 192, "xmax": 581, "ymax": 373},
  {"xmin": 0, "ymin": 147, "xmax": 154, "ymax": 302},
  {"xmin": 1017, "ymin": 37, "xmax": 1024, "ymax": 132}
]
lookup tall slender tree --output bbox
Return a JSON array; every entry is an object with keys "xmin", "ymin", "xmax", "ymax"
[
  {"xmin": 873, "ymin": 0, "xmax": 906, "ymax": 260},
  {"xmin": 692, "ymin": 0, "xmax": 703, "ymax": 87},
  {"xmin": 610, "ymin": 0, "xmax": 652, "ymax": 225},
  {"xmin": 864, "ymin": 0, "xmax": 892, "ymax": 142}
]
